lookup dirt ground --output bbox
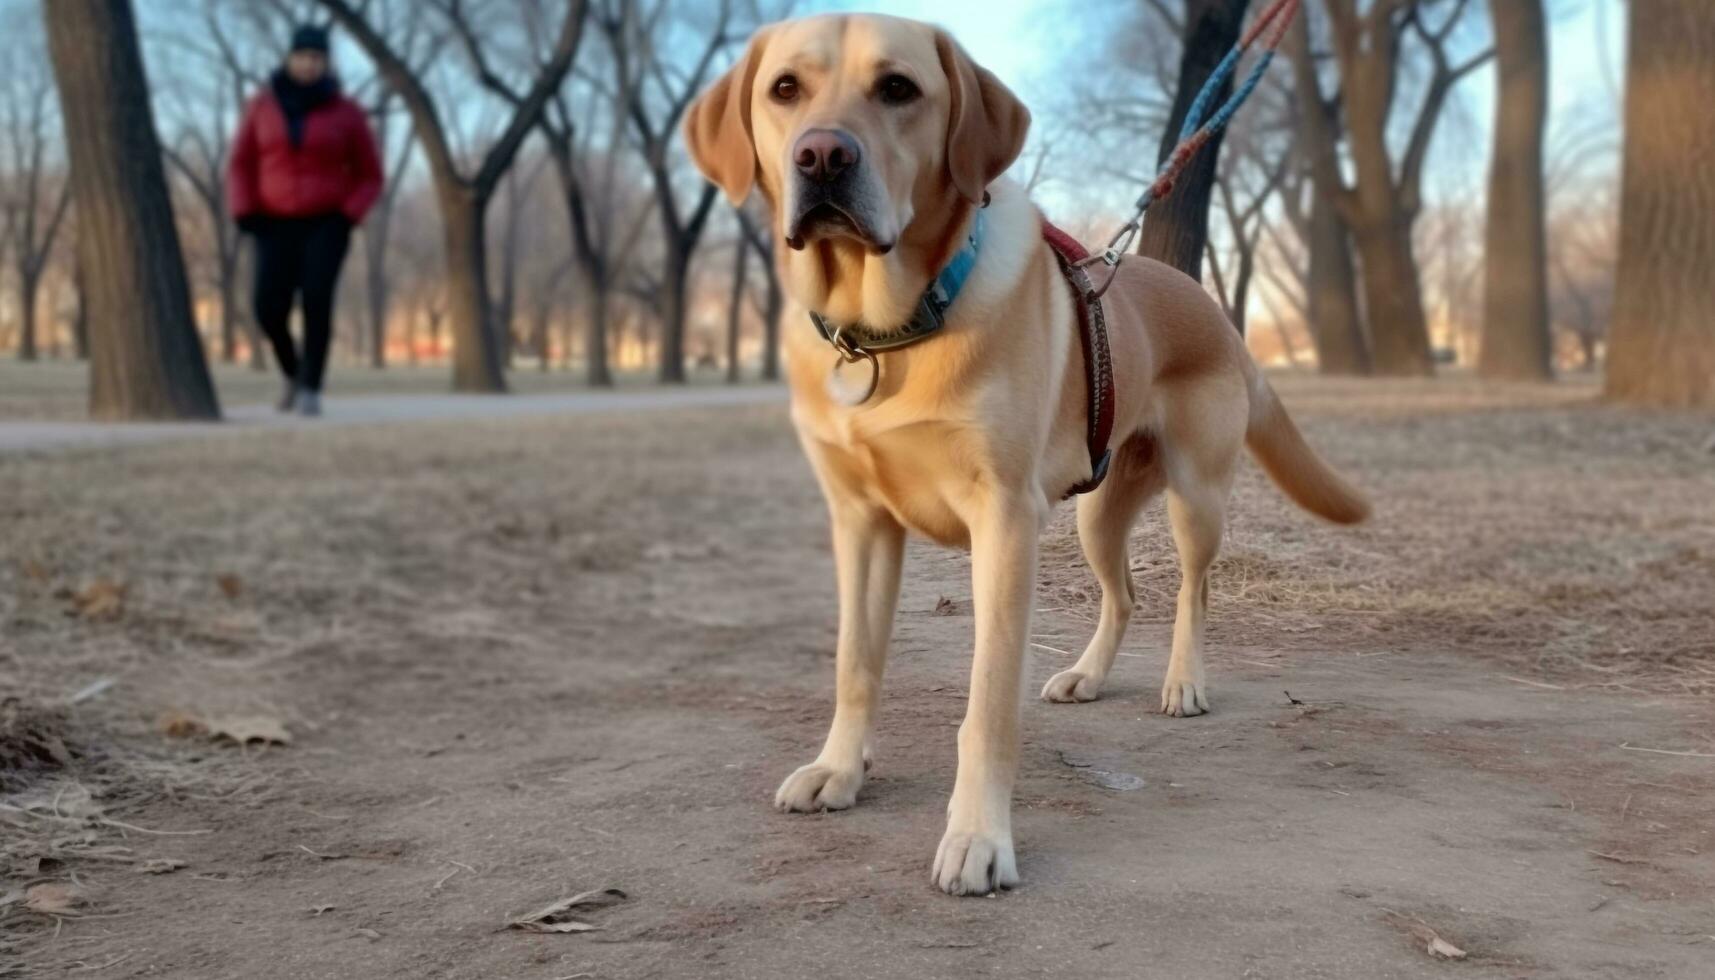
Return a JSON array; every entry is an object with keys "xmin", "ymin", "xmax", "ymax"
[
  {"xmin": 3, "ymin": 375, "xmax": 1713, "ymax": 979},
  {"xmin": 0, "ymin": 360, "xmax": 719, "ymax": 423}
]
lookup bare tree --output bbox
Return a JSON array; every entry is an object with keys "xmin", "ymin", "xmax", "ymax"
[
  {"xmin": 155, "ymin": 1, "xmax": 268, "ymax": 369},
  {"xmin": 317, "ymin": 0, "xmax": 590, "ymax": 392},
  {"xmin": 736, "ymin": 206, "xmax": 780, "ymax": 381},
  {"xmin": 1, "ymin": 18, "xmax": 71, "ymax": 362},
  {"xmin": 1134, "ymin": 0, "xmax": 1250, "ymax": 277},
  {"xmin": 533, "ymin": 82, "xmax": 651, "ymax": 386},
  {"xmin": 1284, "ymin": 16, "xmax": 1369, "ymax": 375},
  {"xmin": 1203, "ymin": 101, "xmax": 1292, "ymax": 336},
  {"xmin": 44, "ymin": 0, "xmax": 219, "ymax": 419},
  {"xmin": 599, "ymin": 0, "xmax": 731, "ymax": 383},
  {"xmin": 1477, "ymin": 0, "xmax": 1551, "ymax": 380},
  {"xmin": 490, "ymin": 153, "xmax": 549, "ymax": 368},
  {"xmin": 1318, "ymin": 0, "xmax": 1490, "ymax": 375},
  {"xmin": 723, "ymin": 233, "xmax": 747, "ymax": 383},
  {"xmin": 1604, "ymin": 0, "xmax": 1715, "ymax": 407}
]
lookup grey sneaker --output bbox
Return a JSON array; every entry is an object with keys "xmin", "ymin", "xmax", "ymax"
[
  {"xmin": 277, "ymin": 380, "xmax": 299, "ymax": 413},
  {"xmin": 297, "ymin": 390, "xmax": 322, "ymax": 417}
]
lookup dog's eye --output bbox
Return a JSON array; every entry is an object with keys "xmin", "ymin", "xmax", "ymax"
[
  {"xmin": 771, "ymin": 74, "xmax": 800, "ymax": 103},
  {"xmin": 877, "ymin": 74, "xmax": 920, "ymax": 105}
]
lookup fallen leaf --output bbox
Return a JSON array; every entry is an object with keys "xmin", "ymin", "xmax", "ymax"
[
  {"xmin": 1383, "ymin": 911, "xmax": 1468, "ymax": 961},
  {"xmin": 933, "ymin": 596, "xmax": 959, "ymax": 616},
  {"xmin": 160, "ymin": 712, "xmax": 208, "ymax": 739},
  {"xmin": 1427, "ymin": 936, "xmax": 1467, "ymax": 960},
  {"xmin": 69, "ymin": 579, "xmax": 127, "ymax": 621},
  {"xmin": 205, "ymin": 715, "xmax": 291, "ymax": 745},
  {"xmin": 308, "ymin": 904, "xmax": 337, "ymax": 916},
  {"xmin": 508, "ymin": 888, "xmax": 627, "ymax": 934},
  {"xmin": 353, "ymin": 928, "xmax": 381, "ymax": 941},
  {"xmin": 24, "ymin": 882, "xmax": 84, "ymax": 916},
  {"xmin": 216, "ymin": 574, "xmax": 244, "ymax": 599},
  {"xmin": 161, "ymin": 712, "xmax": 291, "ymax": 745},
  {"xmin": 138, "ymin": 858, "xmax": 187, "ymax": 875}
]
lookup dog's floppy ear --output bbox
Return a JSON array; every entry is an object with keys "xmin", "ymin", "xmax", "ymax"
[
  {"xmin": 935, "ymin": 30, "xmax": 1031, "ymax": 205},
  {"xmin": 684, "ymin": 29, "xmax": 773, "ymax": 205}
]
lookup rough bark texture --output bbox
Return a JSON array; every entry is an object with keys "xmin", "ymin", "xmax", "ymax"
[
  {"xmin": 1305, "ymin": 190, "xmax": 1369, "ymax": 374},
  {"xmin": 1135, "ymin": 0, "xmax": 1250, "ymax": 278},
  {"xmin": 1285, "ymin": 18, "xmax": 1369, "ymax": 375},
  {"xmin": 1604, "ymin": 1, "xmax": 1715, "ymax": 408},
  {"xmin": 1478, "ymin": 0, "xmax": 1552, "ymax": 381},
  {"xmin": 44, "ymin": 0, "xmax": 218, "ymax": 420},
  {"xmin": 1321, "ymin": 0, "xmax": 1487, "ymax": 377},
  {"xmin": 437, "ymin": 187, "xmax": 506, "ymax": 394}
]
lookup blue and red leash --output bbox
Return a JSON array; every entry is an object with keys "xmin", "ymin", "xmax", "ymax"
[{"xmin": 1079, "ymin": 0, "xmax": 1301, "ymax": 289}]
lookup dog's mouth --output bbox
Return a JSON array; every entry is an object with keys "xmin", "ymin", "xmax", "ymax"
[{"xmin": 786, "ymin": 197, "xmax": 894, "ymax": 255}]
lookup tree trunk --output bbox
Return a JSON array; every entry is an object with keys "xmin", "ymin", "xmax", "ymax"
[
  {"xmin": 726, "ymin": 240, "xmax": 747, "ymax": 383},
  {"xmin": 72, "ymin": 262, "xmax": 90, "ymax": 360},
  {"xmin": 235, "ymin": 236, "xmax": 266, "ymax": 370},
  {"xmin": 760, "ymin": 267, "xmax": 782, "ymax": 382},
  {"xmin": 1286, "ymin": 18, "xmax": 1369, "ymax": 375},
  {"xmin": 1135, "ymin": 0, "xmax": 1250, "ymax": 277},
  {"xmin": 217, "ymin": 240, "xmax": 240, "ymax": 364},
  {"xmin": 585, "ymin": 283, "xmax": 612, "ymax": 387},
  {"xmin": 17, "ymin": 275, "xmax": 39, "ymax": 361},
  {"xmin": 436, "ymin": 186, "xmax": 507, "ymax": 393},
  {"xmin": 364, "ymin": 218, "xmax": 390, "ymax": 369},
  {"xmin": 44, "ymin": 0, "xmax": 219, "ymax": 420},
  {"xmin": 1351, "ymin": 216, "xmax": 1435, "ymax": 376},
  {"xmin": 1604, "ymin": 0, "xmax": 1715, "ymax": 407},
  {"xmin": 534, "ymin": 303, "xmax": 551, "ymax": 372},
  {"xmin": 1305, "ymin": 190, "xmax": 1370, "ymax": 374},
  {"xmin": 1479, "ymin": 0, "xmax": 1552, "ymax": 381},
  {"xmin": 659, "ymin": 245, "xmax": 691, "ymax": 384}
]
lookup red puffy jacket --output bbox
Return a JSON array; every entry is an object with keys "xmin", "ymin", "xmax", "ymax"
[{"xmin": 227, "ymin": 87, "xmax": 382, "ymax": 224}]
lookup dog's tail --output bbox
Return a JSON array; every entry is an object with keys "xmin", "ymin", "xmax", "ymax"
[{"xmin": 1244, "ymin": 374, "xmax": 1370, "ymax": 525}]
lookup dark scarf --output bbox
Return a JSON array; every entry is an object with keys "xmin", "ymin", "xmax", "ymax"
[{"xmin": 270, "ymin": 69, "xmax": 340, "ymax": 149}]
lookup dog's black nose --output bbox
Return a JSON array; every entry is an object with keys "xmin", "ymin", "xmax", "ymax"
[{"xmin": 793, "ymin": 129, "xmax": 860, "ymax": 183}]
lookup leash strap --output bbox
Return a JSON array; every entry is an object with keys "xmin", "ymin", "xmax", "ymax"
[
  {"xmin": 1079, "ymin": 0, "xmax": 1301, "ymax": 295},
  {"xmin": 1042, "ymin": 222, "xmax": 1115, "ymax": 498}
]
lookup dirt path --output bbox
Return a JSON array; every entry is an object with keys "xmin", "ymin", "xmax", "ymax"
[
  {"xmin": 4, "ymin": 380, "xmax": 1713, "ymax": 978},
  {"xmin": 0, "ymin": 386, "xmax": 781, "ymax": 453}
]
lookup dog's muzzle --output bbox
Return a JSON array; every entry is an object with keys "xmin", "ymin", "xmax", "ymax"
[{"xmin": 785, "ymin": 128, "xmax": 893, "ymax": 253}]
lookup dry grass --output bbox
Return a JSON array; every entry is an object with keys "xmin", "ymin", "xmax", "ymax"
[{"xmin": 1041, "ymin": 373, "xmax": 1715, "ymax": 694}]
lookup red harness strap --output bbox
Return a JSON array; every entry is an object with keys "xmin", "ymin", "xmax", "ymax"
[{"xmin": 1040, "ymin": 220, "xmax": 1116, "ymax": 497}]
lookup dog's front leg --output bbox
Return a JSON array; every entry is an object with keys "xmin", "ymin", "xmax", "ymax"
[
  {"xmin": 776, "ymin": 502, "xmax": 905, "ymax": 812},
  {"xmin": 934, "ymin": 491, "xmax": 1041, "ymax": 895}
]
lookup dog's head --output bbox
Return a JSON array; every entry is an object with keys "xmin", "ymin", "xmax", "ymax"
[{"xmin": 684, "ymin": 14, "xmax": 1029, "ymax": 257}]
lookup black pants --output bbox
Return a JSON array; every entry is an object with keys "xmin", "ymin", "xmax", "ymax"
[{"xmin": 251, "ymin": 214, "xmax": 351, "ymax": 393}]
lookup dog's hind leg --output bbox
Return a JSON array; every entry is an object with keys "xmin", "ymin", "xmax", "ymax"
[
  {"xmin": 1159, "ymin": 455, "xmax": 1234, "ymax": 717},
  {"xmin": 1041, "ymin": 435, "xmax": 1164, "ymax": 703},
  {"xmin": 776, "ymin": 504, "xmax": 905, "ymax": 812}
]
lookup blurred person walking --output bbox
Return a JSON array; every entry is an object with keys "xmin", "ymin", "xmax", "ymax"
[{"xmin": 227, "ymin": 25, "xmax": 381, "ymax": 417}]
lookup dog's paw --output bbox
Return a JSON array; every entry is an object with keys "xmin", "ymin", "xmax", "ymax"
[
  {"xmin": 1040, "ymin": 668, "xmax": 1102, "ymax": 703},
  {"xmin": 774, "ymin": 761, "xmax": 863, "ymax": 813},
  {"xmin": 1160, "ymin": 675, "xmax": 1209, "ymax": 717},
  {"xmin": 932, "ymin": 824, "xmax": 1018, "ymax": 896}
]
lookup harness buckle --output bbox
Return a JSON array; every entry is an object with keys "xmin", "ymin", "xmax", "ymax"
[{"xmin": 1100, "ymin": 248, "xmax": 1122, "ymax": 268}]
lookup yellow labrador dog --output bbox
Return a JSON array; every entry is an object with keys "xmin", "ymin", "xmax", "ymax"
[{"xmin": 685, "ymin": 13, "xmax": 1367, "ymax": 895}]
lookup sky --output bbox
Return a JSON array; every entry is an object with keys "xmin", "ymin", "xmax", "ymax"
[{"xmin": 813, "ymin": 0, "xmax": 1626, "ymax": 220}]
